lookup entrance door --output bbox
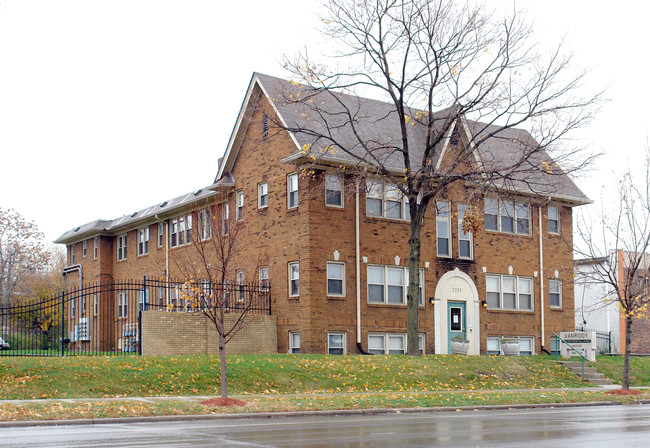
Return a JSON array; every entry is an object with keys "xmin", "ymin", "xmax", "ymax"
[{"xmin": 447, "ymin": 301, "xmax": 466, "ymax": 353}]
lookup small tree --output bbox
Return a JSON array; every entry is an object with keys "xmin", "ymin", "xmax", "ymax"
[
  {"xmin": 576, "ymin": 151, "xmax": 650, "ymax": 389},
  {"xmin": 278, "ymin": 0, "xmax": 600, "ymax": 354},
  {"xmin": 172, "ymin": 194, "xmax": 264, "ymax": 399}
]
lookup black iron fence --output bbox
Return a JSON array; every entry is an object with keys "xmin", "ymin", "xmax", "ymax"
[
  {"xmin": 576, "ymin": 326, "xmax": 612, "ymax": 354},
  {"xmin": 0, "ymin": 277, "xmax": 271, "ymax": 357}
]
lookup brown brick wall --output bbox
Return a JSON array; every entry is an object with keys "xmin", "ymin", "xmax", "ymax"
[
  {"xmin": 631, "ymin": 316, "xmax": 650, "ymax": 354},
  {"xmin": 63, "ymin": 86, "xmax": 578, "ymax": 356},
  {"xmin": 141, "ymin": 311, "xmax": 277, "ymax": 355}
]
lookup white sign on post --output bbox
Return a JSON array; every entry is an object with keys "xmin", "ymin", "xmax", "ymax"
[{"xmin": 560, "ymin": 331, "xmax": 596, "ymax": 362}]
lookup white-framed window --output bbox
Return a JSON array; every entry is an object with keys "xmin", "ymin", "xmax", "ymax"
[
  {"xmin": 289, "ymin": 261, "xmax": 299, "ymax": 297},
  {"xmin": 287, "ymin": 173, "xmax": 299, "ymax": 208},
  {"xmin": 222, "ymin": 203, "xmax": 230, "ymax": 235},
  {"xmin": 484, "ymin": 197, "xmax": 530, "ymax": 235},
  {"xmin": 367, "ymin": 265, "xmax": 424, "ymax": 306},
  {"xmin": 487, "ymin": 336, "xmax": 534, "ymax": 356},
  {"xmin": 81, "ymin": 295, "xmax": 86, "ymax": 314},
  {"xmin": 158, "ymin": 223, "xmax": 164, "ymax": 248},
  {"xmin": 458, "ymin": 204, "xmax": 473, "ymax": 259},
  {"xmin": 289, "ymin": 332, "xmax": 300, "ymax": 354},
  {"xmin": 137, "ymin": 227, "xmax": 149, "ymax": 256},
  {"xmin": 82, "ymin": 240, "xmax": 87, "ymax": 257},
  {"xmin": 236, "ymin": 190, "xmax": 244, "ymax": 221},
  {"xmin": 259, "ymin": 267, "xmax": 270, "ymax": 292},
  {"xmin": 117, "ymin": 291, "xmax": 128, "ymax": 319},
  {"xmin": 93, "ymin": 237, "xmax": 98, "ymax": 259},
  {"xmin": 368, "ymin": 333, "xmax": 425, "ymax": 354},
  {"xmin": 325, "ymin": 173, "xmax": 343, "ymax": 207},
  {"xmin": 548, "ymin": 206, "xmax": 560, "ymax": 234},
  {"xmin": 258, "ymin": 182, "xmax": 268, "ymax": 209},
  {"xmin": 71, "ymin": 294, "xmax": 76, "ymax": 317},
  {"xmin": 69, "ymin": 244, "xmax": 75, "ymax": 264},
  {"xmin": 197, "ymin": 209, "xmax": 211, "ymax": 241},
  {"xmin": 328, "ymin": 331, "xmax": 346, "ymax": 355},
  {"xmin": 486, "ymin": 274, "xmax": 533, "ymax": 311},
  {"xmin": 170, "ymin": 215, "xmax": 192, "ymax": 247},
  {"xmin": 158, "ymin": 286, "xmax": 164, "ymax": 311},
  {"xmin": 117, "ymin": 234, "xmax": 127, "ymax": 260},
  {"xmin": 327, "ymin": 262, "xmax": 345, "ymax": 296},
  {"xmin": 366, "ymin": 181, "xmax": 409, "ymax": 220},
  {"xmin": 549, "ymin": 279, "xmax": 562, "ymax": 308},
  {"xmin": 236, "ymin": 270, "xmax": 245, "ymax": 302},
  {"xmin": 436, "ymin": 201, "xmax": 451, "ymax": 257},
  {"xmin": 138, "ymin": 289, "xmax": 149, "ymax": 312},
  {"xmin": 93, "ymin": 293, "xmax": 98, "ymax": 316}
]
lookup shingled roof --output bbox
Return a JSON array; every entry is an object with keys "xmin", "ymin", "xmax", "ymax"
[{"xmin": 217, "ymin": 72, "xmax": 589, "ymax": 204}]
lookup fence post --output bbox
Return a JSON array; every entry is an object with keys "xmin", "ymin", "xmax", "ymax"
[{"xmin": 61, "ymin": 290, "xmax": 65, "ymax": 357}]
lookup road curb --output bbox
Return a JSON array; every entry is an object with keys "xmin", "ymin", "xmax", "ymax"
[{"xmin": 0, "ymin": 400, "xmax": 642, "ymax": 428}]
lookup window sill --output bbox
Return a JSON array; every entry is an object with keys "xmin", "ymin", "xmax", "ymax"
[
  {"xmin": 327, "ymin": 295, "xmax": 346, "ymax": 300},
  {"xmin": 484, "ymin": 229, "xmax": 533, "ymax": 238},
  {"xmin": 367, "ymin": 302, "xmax": 426, "ymax": 309},
  {"xmin": 550, "ymin": 306, "xmax": 563, "ymax": 311},
  {"xmin": 485, "ymin": 308, "xmax": 535, "ymax": 314},
  {"xmin": 326, "ymin": 204, "xmax": 345, "ymax": 209},
  {"xmin": 364, "ymin": 215, "xmax": 410, "ymax": 224},
  {"xmin": 288, "ymin": 296, "xmax": 300, "ymax": 301}
]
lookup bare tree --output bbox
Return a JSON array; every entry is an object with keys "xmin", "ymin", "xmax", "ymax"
[
  {"xmin": 576, "ymin": 151, "xmax": 650, "ymax": 389},
  {"xmin": 0, "ymin": 208, "xmax": 51, "ymax": 332},
  {"xmin": 172, "ymin": 194, "xmax": 266, "ymax": 399},
  {"xmin": 274, "ymin": 0, "xmax": 600, "ymax": 354}
]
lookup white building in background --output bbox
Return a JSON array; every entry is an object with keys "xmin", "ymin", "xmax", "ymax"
[{"xmin": 574, "ymin": 257, "xmax": 620, "ymax": 354}]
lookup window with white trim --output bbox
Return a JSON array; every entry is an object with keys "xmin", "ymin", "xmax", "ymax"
[
  {"xmin": 117, "ymin": 291, "xmax": 127, "ymax": 319},
  {"xmin": 137, "ymin": 227, "xmax": 149, "ymax": 256},
  {"xmin": 367, "ymin": 265, "xmax": 424, "ymax": 306},
  {"xmin": 325, "ymin": 174, "xmax": 343, "ymax": 207},
  {"xmin": 289, "ymin": 332, "xmax": 300, "ymax": 354},
  {"xmin": 288, "ymin": 173, "xmax": 299, "ymax": 208},
  {"xmin": 117, "ymin": 234, "xmax": 127, "ymax": 260},
  {"xmin": 436, "ymin": 201, "xmax": 451, "ymax": 257},
  {"xmin": 222, "ymin": 204, "xmax": 230, "ymax": 236},
  {"xmin": 258, "ymin": 182, "xmax": 268, "ymax": 209},
  {"xmin": 327, "ymin": 262, "xmax": 345, "ymax": 296},
  {"xmin": 158, "ymin": 223, "xmax": 164, "ymax": 247},
  {"xmin": 93, "ymin": 293, "xmax": 98, "ymax": 316},
  {"xmin": 170, "ymin": 215, "xmax": 192, "ymax": 247},
  {"xmin": 236, "ymin": 270, "xmax": 245, "ymax": 302},
  {"xmin": 549, "ymin": 279, "xmax": 562, "ymax": 308},
  {"xmin": 198, "ymin": 209, "xmax": 212, "ymax": 241},
  {"xmin": 548, "ymin": 206, "xmax": 560, "ymax": 234},
  {"xmin": 69, "ymin": 244, "xmax": 75, "ymax": 264},
  {"xmin": 484, "ymin": 198, "xmax": 530, "ymax": 235},
  {"xmin": 366, "ymin": 181, "xmax": 409, "ymax": 220},
  {"xmin": 93, "ymin": 237, "xmax": 98, "ymax": 259},
  {"xmin": 236, "ymin": 190, "xmax": 244, "ymax": 221},
  {"xmin": 486, "ymin": 274, "xmax": 533, "ymax": 310},
  {"xmin": 259, "ymin": 267, "xmax": 270, "ymax": 292},
  {"xmin": 368, "ymin": 333, "xmax": 425, "ymax": 354},
  {"xmin": 458, "ymin": 204, "xmax": 473, "ymax": 259},
  {"xmin": 487, "ymin": 336, "xmax": 534, "ymax": 355},
  {"xmin": 82, "ymin": 240, "xmax": 87, "ymax": 257},
  {"xmin": 289, "ymin": 262, "xmax": 299, "ymax": 296},
  {"xmin": 138, "ymin": 289, "xmax": 149, "ymax": 312},
  {"xmin": 81, "ymin": 295, "xmax": 86, "ymax": 314},
  {"xmin": 328, "ymin": 331, "xmax": 346, "ymax": 355}
]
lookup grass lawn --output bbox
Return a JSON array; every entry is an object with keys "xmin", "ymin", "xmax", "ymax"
[
  {"xmin": 590, "ymin": 355, "xmax": 650, "ymax": 386},
  {"xmin": 0, "ymin": 354, "xmax": 588, "ymax": 400},
  {"xmin": 0, "ymin": 354, "xmax": 647, "ymax": 422}
]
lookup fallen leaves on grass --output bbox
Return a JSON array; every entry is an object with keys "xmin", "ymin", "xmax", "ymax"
[{"xmin": 200, "ymin": 398, "xmax": 246, "ymax": 407}]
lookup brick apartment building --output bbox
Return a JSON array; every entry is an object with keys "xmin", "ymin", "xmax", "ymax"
[{"xmin": 55, "ymin": 73, "xmax": 589, "ymax": 355}]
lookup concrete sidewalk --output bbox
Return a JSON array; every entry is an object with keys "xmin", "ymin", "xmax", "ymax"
[{"xmin": 0, "ymin": 384, "xmax": 635, "ymax": 406}]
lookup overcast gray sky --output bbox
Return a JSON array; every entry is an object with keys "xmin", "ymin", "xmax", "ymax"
[{"xmin": 0, "ymin": 1, "xmax": 647, "ymax": 244}]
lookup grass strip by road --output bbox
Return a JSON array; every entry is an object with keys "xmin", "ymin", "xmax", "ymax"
[
  {"xmin": 0, "ymin": 354, "xmax": 587, "ymax": 400},
  {"xmin": 1, "ymin": 390, "xmax": 649, "ymax": 422}
]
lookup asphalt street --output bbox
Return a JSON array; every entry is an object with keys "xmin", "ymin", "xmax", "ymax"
[{"xmin": 2, "ymin": 404, "xmax": 650, "ymax": 447}]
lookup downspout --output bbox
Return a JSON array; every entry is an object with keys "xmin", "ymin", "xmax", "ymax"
[
  {"xmin": 355, "ymin": 178, "xmax": 370, "ymax": 354},
  {"xmin": 155, "ymin": 214, "xmax": 169, "ymax": 302},
  {"xmin": 538, "ymin": 205, "xmax": 547, "ymax": 354}
]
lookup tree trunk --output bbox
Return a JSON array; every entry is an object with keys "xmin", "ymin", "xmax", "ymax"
[
  {"xmin": 219, "ymin": 331, "xmax": 228, "ymax": 398},
  {"xmin": 622, "ymin": 314, "xmax": 632, "ymax": 390},
  {"xmin": 406, "ymin": 215, "xmax": 423, "ymax": 356}
]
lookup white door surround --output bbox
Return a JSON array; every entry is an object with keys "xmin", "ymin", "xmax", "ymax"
[{"xmin": 434, "ymin": 268, "xmax": 480, "ymax": 355}]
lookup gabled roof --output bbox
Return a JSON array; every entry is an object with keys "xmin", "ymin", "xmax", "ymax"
[
  {"xmin": 214, "ymin": 72, "xmax": 589, "ymax": 204},
  {"xmin": 54, "ymin": 187, "xmax": 217, "ymax": 245}
]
